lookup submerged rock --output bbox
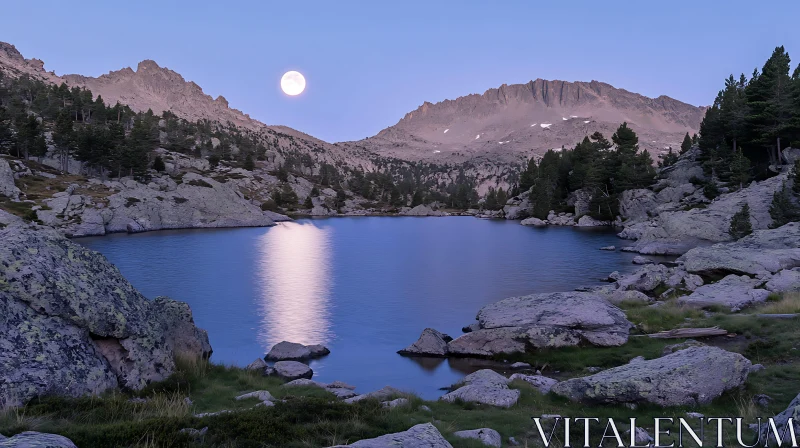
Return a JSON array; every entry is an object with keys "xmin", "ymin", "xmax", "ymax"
[
  {"xmin": 0, "ymin": 222, "xmax": 210, "ymax": 406},
  {"xmin": 265, "ymin": 341, "xmax": 330, "ymax": 360},
  {"xmin": 453, "ymin": 428, "xmax": 502, "ymax": 447},
  {"xmin": 447, "ymin": 292, "xmax": 631, "ymax": 356},
  {"xmin": 327, "ymin": 423, "xmax": 452, "ymax": 447},
  {"xmin": 398, "ymin": 328, "xmax": 452, "ymax": 357},
  {"xmin": 551, "ymin": 346, "xmax": 751, "ymax": 406}
]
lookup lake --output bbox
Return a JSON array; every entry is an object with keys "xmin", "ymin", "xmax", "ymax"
[{"xmin": 79, "ymin": 216, "xmax": 642, "ymax": 399}]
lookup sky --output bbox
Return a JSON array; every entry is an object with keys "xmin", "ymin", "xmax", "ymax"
[{"xmin": 2, "ymin": 1, "xmax": 799, "ymax": 143}]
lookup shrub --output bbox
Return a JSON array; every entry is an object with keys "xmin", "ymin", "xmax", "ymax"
[{"xmin": 729, "ymin": 203, "xmax": 753, "ymax": 239}]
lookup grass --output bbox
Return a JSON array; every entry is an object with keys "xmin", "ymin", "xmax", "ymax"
[
  {"xmin": 751, "ymin": 291, "xmax": 800, "ymax": 314},
  {"xmin": 1, "ymin": 294, "xmax": 798, "ymax": 447}
]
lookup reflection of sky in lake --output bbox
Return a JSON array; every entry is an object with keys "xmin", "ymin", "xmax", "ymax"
[{"xmin": 256, "ymin": 222, "xmax": 333, "ymax": 348}]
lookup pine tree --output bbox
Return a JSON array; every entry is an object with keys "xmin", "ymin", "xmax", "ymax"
[
  {"xmin": 243, "ymin": 154, "xmax": 255, "ymax": 171},
  {"xmin": 484, "ymin": 187, "xmax": 498, "ymax": 210},
  {"xmin": 303, "ymin": 195, "xmax": 313, "ymax": 209},
  {"xmin": 727, "ymin": 148, "xmax": 751, "ymax": 190},
  {"xmin": 769, "ymin": 183, "xmax": 799, "ymax": 228},
  {"xmin": 729, "ymin": 203, "xmax": 753, "ymax": 239},
  {"xmin": 680, "ymin": 132, "xmax": 693, "ymax": 154},
  {"xmin": 0, "ymin": 106, "xmax": 16, "ymax": 153},
  {"xmin": 792, "ymin": 159, "xmax": 800, "ymax": 196},
  {"xmin": 152, "ymin": 156, "xmax": 166, "ymax": 172},
  {"xmin": 746, "ymin": 46, "xmax": 793, "ymax": 166}
]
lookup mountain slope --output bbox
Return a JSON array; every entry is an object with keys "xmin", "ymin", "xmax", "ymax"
[{"xmin": 354, "ymin": 79, "xmax": 706, "ymax": 163}]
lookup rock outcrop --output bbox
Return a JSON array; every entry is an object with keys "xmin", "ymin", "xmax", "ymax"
[
  {"xmin": 551, "ymin": 346, "xmax": 751, "ymax": 406},
  {"xmin": 327, "ymin": 423, "xmax": 452, "ymax": 448},
  {"xmin": 448, "ymin": 292, "xmax": 632, "ymax": 356},
  {"xmin": 0, "ymin": 220, "xmax": 211, "ymax": 406},
  {"xmin": 400, "ymin": 204, "xmax": 447, "ymax": 217},
  {"xmin": 509, "ymin": 373, "xmax": 558, "ymax": 394},
  {"xmin": 0, "ymin": 158, "xmax": 21, "ymax": 201},
  {"xmin": 398, "ymin": 328, "xmax": 452, "ymax": 357},
  {"xmin": 679, "ymin": 222, "xmax": 800, "ymax": 276},
  {"xmin": 37, "ymin": 172, "xmax": 274, "ymax": 237}
]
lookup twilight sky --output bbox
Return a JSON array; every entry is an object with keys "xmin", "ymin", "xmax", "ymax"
[{"xmin": 2, "ymin": 1, "xmax": 798, "ymax": 143}]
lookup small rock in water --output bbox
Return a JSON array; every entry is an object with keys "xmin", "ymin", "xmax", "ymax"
[
  {"xmin": 632, "ymin": 256, "xmax": 653, "ymax": 265},
  {"xmin": 510, "ymin": 362, "xmax": 531, "ymax": 369},
  {"xmin": 600, "ymin": 246, "xmax": 616, "ymax": 251},
  {"xmin": 397, "ymin": 328, "xmax": 451, "ymax": 357},
  {"xmin": 270, "ymin": 361, "xmax": 313, "ymax": 381},
  {"xmin": 327, "ymin": 381, "xmax": 356, "ymax": 390},
  {"xmin": 265, "ymin": 341, "xmax": 330, "ymax": 360},
  {"xmin": 453, "ymin": 428, "xmax": 502, "ymax": 447}
]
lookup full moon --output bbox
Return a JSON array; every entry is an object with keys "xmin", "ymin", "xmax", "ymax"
[{"xmin": 280, "ymin": 71, "xmax": 306, "ymax": 96}]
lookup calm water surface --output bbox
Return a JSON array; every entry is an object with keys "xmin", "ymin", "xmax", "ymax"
[{"xmin": 79, "ymin": 217, "xmax": 641, "ymax": 399}]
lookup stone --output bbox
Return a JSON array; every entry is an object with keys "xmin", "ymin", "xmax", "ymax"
[
  {"xmin": 632, "ymin": 256, "xmax": 653, "ymax": 265},
  {"xmin": 600, "ymin": 246, "xmax": 616, "ymax": 251},
  {"xmin": 328, "ymin": 381, "xmax": 356, "ymax": 390},
  {"xmin": 452, "ymin": 428, "xmax": 502, "ymax": 447},
  {"xmin": 0, "ymin": 158, "xmax": 21, "ymax": 201},
  {"xmin": 345, "ymin": 386, "xmax": 403, "ymax": 404},
  {"xmin": 520, "ymin": 217, "xmax": 546, "ymax": 226},
  {"xmin": 381, "ymin": 398, "xmax": 409, "ymax": 408},
  {"xmin": 679, "ymin": 222, "xmax": 800, "ymax": 275},
  {"xmin": 551, "ymin": 346, "xmax": 751, "ymax": 406},
  {"xmin": 509, "ymin": 373, "xmax": 558, "ymax": 394},
  {"xmin": 398, "ymin": 328, "xmax": 451, "ymax": 357},
  {"xmin": 448, "ymin": 292, "xmax": 631, "ymax": 356},
  {"xmin": 0, "ymin": 432, "xmax": 78, "ymax": 447},
  {"xmin": 510, "ymin": 362, "xmax": 531, "ymax": 369},
  {"xmin": 686, "ymin": 412, "xmax": 704, "ymax": 419},
  {"xmin": 235, "ymin": 390, "xmax": 274, "ymax": 402},
  {"xmin": 246, "ymin": 358, "xmax": 268, "ymax": 371},
  {"xmin": 270, "ymin": 361, "xmax": 313, "ymax": 381},
  {"xmin": 765, "ymin": 268, "xmax": 800, "ymax": 292},
  {"xmin": 419, "ymin": 405, "xmax": 432, "ymax": 412},
  {"xmin": 401, "ymin": 204, "xmax": 447, "ymax": 217},
  {"xmin": 619, "ymin": 189, "xmax": 658, "ymax": 222},
  {"xmin": 461, "ymin": 322, "xmax": 481, "ymax": 333},
  {"xmin": 575, "ymin": 215, "xmax": 609, "ymax": 227},
  {"xmin": 0, "ymin": 223, "xmax": 210, "ymax": 406},
  {"xmin": 752, "ymin": 394, "xmax": 773, "ymax": 408},
  {"xmin": 508, "ymin": 436, "xmax": 520, "ymax": 446},
  {"xmin": 597, "ymin": 289, "xmax": 653, "ymax": 305},
  {"xmin": 265, "ymin": 341, "xmax": 329, "ymax": 360},
  {"xmin": 327, "ymin": 423, "xmax": 452, "ymax": 448},
  {"xmin": 750, "ymin": 363, "xmax": 766, "ymax": 373},
  {"xmin": 441, "ymin": 369, "xmax": 519, "ymax": 408},
  {"xmin": 179, "ymin": 427, "xmax": 209, "ymax": 438},
  {"xmin": 616, "ymin": 264, "xmax": 671, "ymax": 292},
  {"xmin": 626, "ymin": 427, "xmax": 654, "ymax": 446},
  {"xmin": 678, "ymin": 274, "xmax": 770, "ymax": 311}
]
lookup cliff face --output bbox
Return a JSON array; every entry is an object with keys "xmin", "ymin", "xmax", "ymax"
[{"xmin": 356, "ymin": 79, "xmax": 706, "ymax": 164}]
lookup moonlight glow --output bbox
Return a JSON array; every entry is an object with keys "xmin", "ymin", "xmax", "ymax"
[{"xmin": 280, "ymin": 71, "xmax": 306, "ymax": 96}]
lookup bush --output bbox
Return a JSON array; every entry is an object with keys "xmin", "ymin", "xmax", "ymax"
[
  {"xmin": 703, "ymin": 181, "xmax": 720, "ymax": 200},
  {"xmin": 152, "ymin": 156, "xmax": 166, "ymax": 172},
  {"xmin": 729, "ymin": 203, "xmax": 753, "ymax": 239}
]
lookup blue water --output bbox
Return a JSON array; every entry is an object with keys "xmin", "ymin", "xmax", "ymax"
[{"xmin": 78, "ymin": 217, "xmax": 641, "ymax": 399}]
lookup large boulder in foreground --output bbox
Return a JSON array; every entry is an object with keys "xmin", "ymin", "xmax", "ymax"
[
  {"xmin": 398, "ymin": 328, "xmax": 451, "ymax": 357},
  {"xmin": 448, "ymin": 292, "xmax": 631, "ymax": 356},
  {"xmin": 0, "ymin": 220, "xmax": 211, "ymax": 406},
  {"xmin": 551, "ymin": 346, "xmax": 751, "ymax": 406},
  {"xmin": 679, "ymin": 222, "xmax": 800, "ymax": 276},
  {"xmin": 0, "ymin": 431, "xmax": 78, "ymax": 447},
  {"xmin": 327, "ymin": 423, "xmax": 452, "ymax": 447}
]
